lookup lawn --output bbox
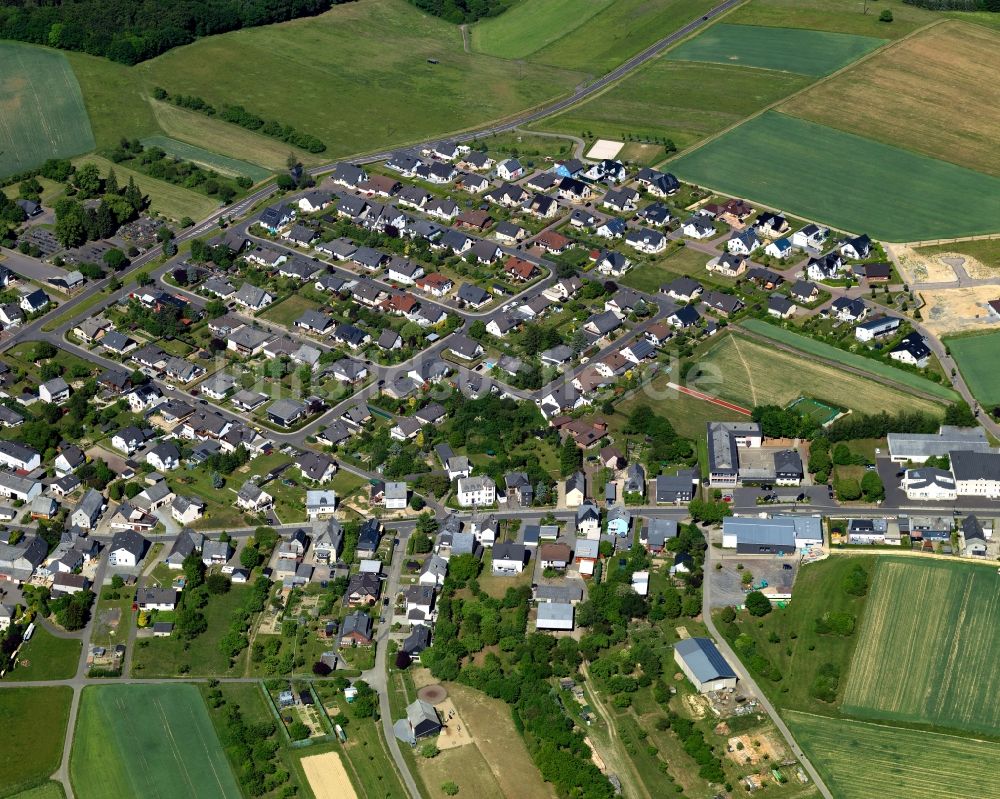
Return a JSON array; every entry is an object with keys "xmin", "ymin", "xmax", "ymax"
[
  {"xmin": 739, "ymin": 318, "xmax": 959, "ymax": 401},
  {"xmin": 471, "ymin": 0, "xmax": 614, "ymax": 59},
  {"xmin": 785, "ymin": 711, "xmax": 1000, "ymax": 799},
  {"xmin": 140, "ymin": 135, "xmax": 272, "ymax": 183},
  {"xmin": 70, "ymin": 684, "xmax": 241, "ymax": 799},
  {"xmin": 619, "ymin": 246, "xmax": 710, "ymax": 293},
  {"xmin": 0, "ymin": 42, "xmax": 95, "ymax": 177},
  {"xmin": 666, "ymin": 23, "xmax": 885, "ymax": 76},
  {"xmin": 132, "ymin": 0, "xmax": 584, "ymax": 161},
  {"xmin": 72, "ymin": 154, "xmax": 218, "ymax": 222},
  {"xmin": 694, "ymin": 332, "xmax": 947, "ymax": 417},
  {"xmin": 534, "ymin": 60, "xmax": 811, "ymax": 152},
  {"xmin": 0, "ymin": 686, "xmax": 72, "ymax": 797},
  {"xmin": 842, "ymin": 558, "xmax": 1000, "ymax": 736},
  {"xmin": 668, "ymin": 111, "xmax": 1000, "ymax": 241},
  {"xmin": 259, "ymin": 294, "xmax": 322, "ymax": 328},
  {"xmin": 130, "ymin": 585, "xmax": 253, "ymax": 677},
  {"xmin": 943, "ymin": 331, "xmax": 1000, "ymax": 407},
  {"xmin": 720, "ymin": 556, "xmax": 876, "ymax": 714},
  {"xmin": 782, "ymin": 22, "xmax": 1000, "ymax": 177},
  {"xmin": 527, "ymin": 0, "xmax": 719, "ymax": 75},
  {"xmin": 8, "ymin": 625, "xmax": 81, "ymax": 681}
]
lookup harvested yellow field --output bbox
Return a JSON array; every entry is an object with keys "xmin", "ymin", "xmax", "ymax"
[
  {"xmin": 300, "ymin": 751, "xmax": 358, "ymax": 799},
  {"xmin": 782, "ymin": 22, "xmax": 1000, "ymax": 177}
]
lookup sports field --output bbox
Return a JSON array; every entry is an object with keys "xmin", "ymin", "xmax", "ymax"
[
  {"xmin": 786, "ymin": 396, "xmax": 840, "ymax": 426},
  {"xmin": 694, "ymin": 333, "xmax": 946, "ymax": 417},
  {"xmin": 946, "ymin": 331, "xmax": 1000, "ymax": 408},
  {"xmin": 786, "ymin": 711, "xmax": 1000, "ymax": 799},
  {"xmin": 666, "ymin": 23, "xmax": 885, "ymax": 76},
  {"xmin": 0, "ymin": 42, "xmax": 95, "ymax": 177},
  {"xmin": 0, "ymin": 686, "xmax": 72, "ymax": 797},
  {"xmin": 140, "ymin": 136, "xmax": 272, "ymax": 182},
  {"xmin": 534, "ymin": 60, "xmax": 810, "ymax": 152},
  {"xmin": 842, "ymin": 558, "xmax": 1000, "ymax": 735},
  {"xmin": 782, "ymin": 22, "xmax": 1000, "ymax": 177},
  {"xmin": 471, "ymin": 0, "xmax": 614, "ymax": 59},
  {"xmin": 669, "ymin": 112, "xmax": 1000, "ymax": 241},
  {"xmin": 70, "ymin": 684, "xmax": 241, "ymax": 799},
  {"xmin": 741, "ymin": 319, "xmax": 959, "ymax": 400}
]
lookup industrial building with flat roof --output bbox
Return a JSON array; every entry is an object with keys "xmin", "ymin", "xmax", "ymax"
[
  {"xmin": 674, "ymin": 637, "xmax": 738, "ymax": 693},
  {"xmin": 887, "ymin": 426, "xmax": 990, "ymax": 463},
  {"xmin": 722, "ymin": 515, "xmax": 823, "ymax": 554}
]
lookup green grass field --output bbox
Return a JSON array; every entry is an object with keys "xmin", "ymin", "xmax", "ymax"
[
  {"xmin": 0, "ymin": 686, "xmax": 72, "ymax": 797},
  {"xmin": 842, "ymin": 558, "xmax": 1000, "ymax": 736},
  {"xmin": 534, "ymin": 60, "xmax": 811, "ymax": 151},
  {"xmin": 721, "ymin": 557, "xmax": 875, "ymax": 714},
  {"xmin": 526, "ymin": 0, "xmax": 718, "ymax": 75},
  {"xmin": 130, "ymin": 585, "xmax": 253, "ymax": 677},
  {"xmin": 471, "ymin": 0, "xmax": 614, "ymax": 59},
  {"xmin": 132, "ymin": 0, "xmax": 583, "ymax": 161},
  {"xmin": 666, "ymin": 23, "xmax": 885, "ymax": 76},
  {"xmin": 0, "ymin": 42, "xmax": 95, "ymax": 177},
  {"xmin": 695, "ymin": 332, "xmax": 947, "ymax": 417},
  {"xmin": 70, "ymin": 684, "xmax": 240, "ymax": 799},
  {"xmin": 786, "ymin": 711, "xmax": 1000, "ymax": 799},
  {"xmin": 669, "ymin": 111, "xmax": 1000, "ymax": 241},
  {"xmin": 612, "ymin": 374, "xmax": 747, "ymax": 440},
  {"xmin": 739, "ymin": 318, "xmax": 959, "ymax": 401},
  {"xmin": 618, "ymin": 246, "xmax": 709, "ymax": 293},
  {"xmin": 73, "ymin": 154, "xmax": 218, "ymax": 221},
  {"xmin": 945, "ymin": 331, "xmax": 1000, "ymax": 407},
  {"xmin": 8, "ymin": 625, "xmax": 81, "ymax": 681},
  {"xmin": 140, "ymin": 136, "xmax": 272, "ymax": 182},
  {"xmin": 7, "ymin": 783, "xmax": 66, "ymax": 799}
]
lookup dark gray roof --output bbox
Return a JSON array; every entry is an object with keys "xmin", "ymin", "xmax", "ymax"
[{"xmin": 674, "ymin": 637, "xmax": 737, "ymax": 683}]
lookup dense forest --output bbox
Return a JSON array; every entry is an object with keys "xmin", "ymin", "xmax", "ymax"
[
  {"xmin": 405, "ymin": 0, "xmax": 514, "ymax": 24},
  {"xmin": 0, "ymin": 0, "xmax": 347, "ymax": 64}
]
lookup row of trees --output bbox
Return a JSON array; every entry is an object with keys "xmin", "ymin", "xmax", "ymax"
[
  {"xmin": 0, "ymin": 0, "xmax": 340, "ymax": 64},
  {"xmin": 405, "ymin": 0, "xmax": 514, "ymax": 24},
  {"xmin": 154, "ymin": 88, "xmax": 326, "ymax": 152}
]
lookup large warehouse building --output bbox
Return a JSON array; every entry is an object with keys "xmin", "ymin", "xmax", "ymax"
[
  {"xmin": 722, "ymin": 515, "xmax": 823, "ymax": 554},
  {"xmin": 674, "ymin": 637, "xmax": 738, "ymax": 693}
]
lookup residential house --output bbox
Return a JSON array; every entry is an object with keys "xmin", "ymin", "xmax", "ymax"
[
  {"xmin": 491, "ymin": 542, "xmax": 526, "ymax": 575},
  {"xmin": 108, "ymin": 529, "xmax": 147, "ymax": 567},
  {"xmin": 456, "ymin": 476, "xmax": 495, "ymax": 507}
]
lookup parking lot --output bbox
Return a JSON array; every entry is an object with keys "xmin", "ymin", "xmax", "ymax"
[{"xmin": 708, "ymin": 553, "xmax": 799, "ymax": 608}]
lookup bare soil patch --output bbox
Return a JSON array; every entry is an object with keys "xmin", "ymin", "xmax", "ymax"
[
  {"xmin": 300, "ymin": 751, "xmax": 358, "ymax": 799},
  {"xmin": 433, "ymin": 698, "xmax": 473, "ymax": 750},
  {"xmin": 919, "ymin": 285, "xmax": 1000, "ymax": 336}
]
